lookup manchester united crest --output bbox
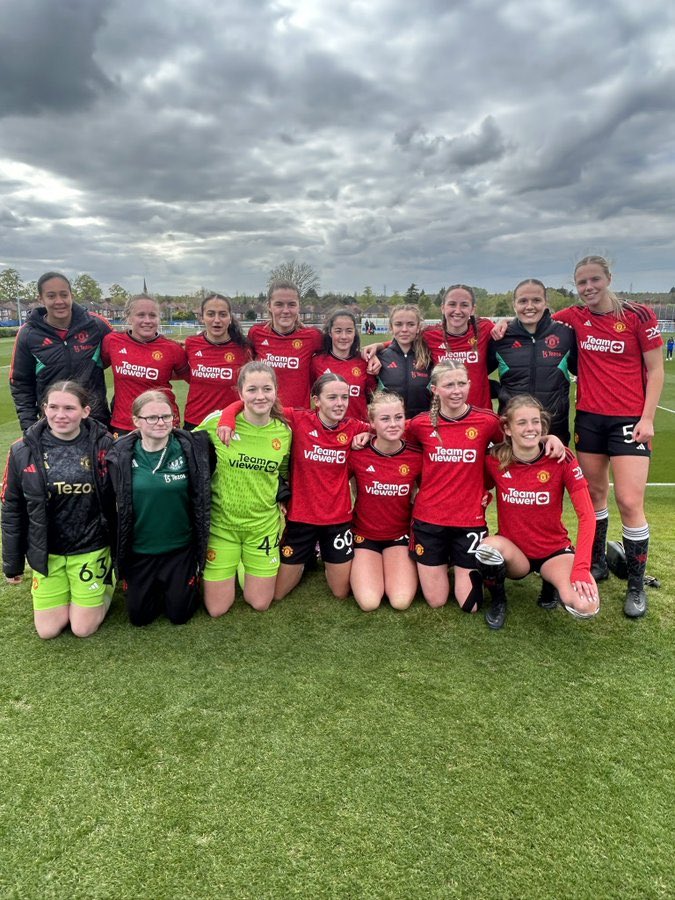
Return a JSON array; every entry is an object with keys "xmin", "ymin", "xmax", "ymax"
[
  {"xmin": 337, "ymin": 432, "xmax": 348, "ymax": 444},
  {"xmin": 415, "ymin": 544, "xmax": 424, "ymax": 556},
  {"xmin": 224, "ymin": 352, "xmax": 235, "ymax": 362},
  {"xmin": 292, "ymin": 339, "xmax": 303, "ymax": 350},
  {"xmin": 465, "ymin": 427, "xmax": 478, "ymax": 440},
  {"xmin": 152, "ymin": 350, "xmax": 163, "ymax": 361},
  {"xmin": 272, "ymin": 438, "xmax": 282, "ymax": 451},
  {"xmin": 614, "ymin": 322, "xmax": 627, "ymax": 333},
  {"xmin": 282, "ymin": 546, "xmax": 294, "ymax": 557},
  {"xmin": 537, "ymin": 470, "xmax": 551, "ymax": 483},
  {"xmin": 545, "ymin": 335, "xmax": 560, "ymax": 349},
  {"xmin": 399, "ymin": 464, "xmax": 410, "ymax": 476},
  {"xmin": 206, "ymin": 549, "xmax": 216, "ymax": 562},
  {"xmin": 351, "ymin": 366, "xmax": 362, "ymax": 377}
]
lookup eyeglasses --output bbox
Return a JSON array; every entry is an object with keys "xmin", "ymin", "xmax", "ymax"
[{"xmin": 136, "ymin": 414, "xmax": 173, "ymax": 424}]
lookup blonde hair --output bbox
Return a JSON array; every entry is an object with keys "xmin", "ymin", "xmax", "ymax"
[
  {"xmin": 125, "ymin": 293, "xmax": 160, "ymax": 319},
  {"xmin": 132, "ymin": 390, "xmax": 173, "ymax": 419},
  {"xmin": 492, "ymin": 395, "xmax": 550, "ymax": 470},
  {"xmin": 574, "ymin": 255, "xmax": 624, "ymax": 318},
  {"xmin": 428, "ymin": 361, "xmax": 469, "ymax": 430},
  {"xmin": 389, "ymin": 304, "xmax": 431, "ymax": 370},
  {"xmin": 367, "ymin": 390, "xmax": 405, "ymax": 421}
]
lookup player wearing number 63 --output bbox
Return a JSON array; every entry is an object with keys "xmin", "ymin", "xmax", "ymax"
[{"xmin": 2, "ymin": 381, "xmax": 116, "ymax": 639}]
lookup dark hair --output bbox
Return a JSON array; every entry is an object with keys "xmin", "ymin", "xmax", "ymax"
[
  {"xmin": 311, "ymin": 372, "xmax": 349, "ymax": 399},
  {"xmin": 322, "ymin": 309, "xmax": 360, "ymax": 356},
  {"xmin": 201, "ymin": 293, "xmax": 249, "ymax": 349},
  {"xmin": 492, "ymin": 395, "xmax": 551, "ymax": 470},
  {"xmin": 42, "ymin": 380, "xmax": 90, "ymax": 409},
  {"xmin": 236, "ymin": 361, "xmax": 288, "ymax": 426},
  {"xmin": 442, "ymin": 284, "xmax": 478, "ymax": 340},
  {"xmin": 37, "ymin": 272, "xmax": 72, "ymax": 296},
  {"xmin": 513, "ymin": 278, "xmax": 547, "ymax": 299}
]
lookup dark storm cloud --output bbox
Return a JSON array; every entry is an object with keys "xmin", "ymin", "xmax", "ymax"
[
  {"xmin": 1, "ymin": 0, "xmax": 674, "ymax": 293},
  {"xmin": 0, "ymin": 0, "xmax": 115, "ymax": 116}
]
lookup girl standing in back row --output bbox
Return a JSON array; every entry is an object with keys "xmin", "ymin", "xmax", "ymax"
[
  {"xmin": 553, "ymin": 256, "xmax": 663, "ymax": 618},
  {"xmin": 183, "ymin": 293, "xmax": 252, "ymax": 429},
  {"xmin": 102, "ymin": 294, "xmax": 189, "ymax": 437}
]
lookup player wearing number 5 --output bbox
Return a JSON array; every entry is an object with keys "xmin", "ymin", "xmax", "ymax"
[{"xmin": 2, "ymin": 382, "xmax": 116, "ymax": 639}]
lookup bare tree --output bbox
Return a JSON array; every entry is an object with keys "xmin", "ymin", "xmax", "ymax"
[{"xmin": 268, "ymin": 259, "xmax": 320, "ymax": 299}]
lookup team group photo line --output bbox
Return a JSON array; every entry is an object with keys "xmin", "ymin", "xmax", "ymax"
[{"xmin": 2, "ymin": 254, "xmax": 666, "ymax": 638}]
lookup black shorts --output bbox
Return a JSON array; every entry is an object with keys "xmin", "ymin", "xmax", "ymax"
[
  {"xmin": 526, "ymin": 546, "xmax": 574, "ymax": 575},
  {"xmin": 574, "ymin": 411, "xmax": 651, "ymax": 457},
  {"xmin": 353, "ymin": 533, "xmax": 410, "ymax": 554},
  {"xmin": 280, "ymin": 521, "xmax": 353, "ymax": 565},
  {"xmin": 123, "ymin": 545, "xmax": 200, "ymax": 626},
  {"xmin": 410, "ymin": 520, "xmax": 488, "ymax": 568}
]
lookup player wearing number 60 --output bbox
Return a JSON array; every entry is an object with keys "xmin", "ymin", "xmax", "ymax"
[{"xmin": 1, "ymin": 381, "xmax": 116, "ymax": 639}]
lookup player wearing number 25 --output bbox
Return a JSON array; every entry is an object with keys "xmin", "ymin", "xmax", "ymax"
[{"xmin": 2, "ymin": 381, "xmax": 116, "ymax": 639}]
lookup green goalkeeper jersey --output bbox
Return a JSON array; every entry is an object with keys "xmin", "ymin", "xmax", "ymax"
[{"xmin": 196, "ymin": 412, "xmax": 291, "ymax": 538}]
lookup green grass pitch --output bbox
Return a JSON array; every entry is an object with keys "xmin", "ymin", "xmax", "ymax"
[{"xmin": 0, "ymin": 338, "xmax": 673, "ymax": 898}]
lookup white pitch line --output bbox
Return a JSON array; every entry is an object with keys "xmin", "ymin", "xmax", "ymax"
[{"xmin": 657, "ymin": 404, "xmax": 675, "ymax": 414}]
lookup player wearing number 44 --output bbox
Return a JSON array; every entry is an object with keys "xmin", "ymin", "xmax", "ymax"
[{"xmin": 2, "ymin": 382, "xmax": 116, "ymax": 639}]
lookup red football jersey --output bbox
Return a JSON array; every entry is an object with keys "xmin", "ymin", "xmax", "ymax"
[
  {"xmin": 554, "ymin": 304, "xmax": 662, "ymax": 416},
  {"xmin": 183, "ymin": 334, "xmax": 252, "ymax": 425},
  {"xmin": 285, "ymin": 408, "xmax": 369, "ymax": 525},
  {"xmin": 350, "ymin": 441, "xmax": 422, "ymax": 541},
  {"xmin": 218, "ymin": 404, "xmax": 369, "ymax": 525},
  {"xmin": 102, "ymin": 331, "xmax": 189, "ymax": 431},
  {"xmin": 485, "ymin": 448, "xmax": 589, "ymax": 560},
  {"xmin": 248, "ymin": 323, "xmax": 323, "ymax": 408},
  {"xmin": 310, "ymin": 353, "xmax": 377, "ymax": 421},
  {"xmin": 407, "ymin": 406, "xmax": 502, "ymax": 527},
  {"xmin": 422, "ymin": 318, "xmax": 494, "ymax": 409}
]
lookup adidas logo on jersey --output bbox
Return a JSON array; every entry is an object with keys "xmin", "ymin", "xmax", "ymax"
[
  {"xmin": 309, "ymin": 429, "xmax": 319, "ymax": 437},
  {"xmin": 261, "ymin": 339, "xmax": 270, "ymax": 346},
  {"xmin": 388, "ymin": 361, "xmax": 398, "ymax": 368},
  {"xmin": 367, "ymin": 465, "xmax": 376, "ymax": 472},
  {"xmin": 584, "ymin": 320, "xmax": 592, "ymax": 326},
  {"xmin": 195, "ymin": 350, "xmax": 203, "ymax": 357},
  {"xmin": 502, "ymin": 470, "xmax": 512, "ymax": 478},
  {"xmin": 512, "ymin": 341, "xmax": 522, "ymax": 349},
  {"xmin": 118, "ymin": 347, "xmax": 127, "ymax": 354}
]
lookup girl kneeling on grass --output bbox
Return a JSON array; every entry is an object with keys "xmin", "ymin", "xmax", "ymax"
[
  {"xmin": 349, "ymin": 391, "xmax": 422, "ymax": 611},
  {"xmin": 195, "ymin": 362, "xmax": 291, "ymax": 615},
  {"xmin": 218, "ymin": 373, "xmax": 370, "ymax": 601},
  {"xmin": 476, "ymin": 395, "xmax": 599, "ymax": 630},
  {"xmin": 2, "ymin": 382, "xmax": 115, "ymax": 639},
  {"xmin": 106, "ymin": 390, "xmax": 212, "ymax": 626},
  {"xmin": 405, "ymin": 362, "xmax": 567, "ymax": 612}
]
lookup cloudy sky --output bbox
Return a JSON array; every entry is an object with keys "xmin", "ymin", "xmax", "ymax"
[{"xmin": 1, "ymin": 0, "xmax": 674, "ymax": 297}]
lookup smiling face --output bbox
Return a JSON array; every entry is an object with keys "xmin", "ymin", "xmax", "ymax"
[
  {"xmin": 513, "ymin": 283, "xmax": 547, "ymax": 332},
  {"xmin": 390, "ymin": 309, "xmax": 420, "ymax": 350},
  {"xmin": 504, "ymin": 405, "xmax": 544, "ymax": 455},
  {"xmin": 431, "ymin": 368, "xmax": 470, "ymax": 415},
  {"xmin": 44, "ymin": 390, "xmax": 90, "ymax": 440},
  {"xmin": 314, "ymin": 379, "xmax": 350, "ymax": 426},
  {"xmin": 371, "ymin": 400, "xmax": 406, "ymax": 443},
  {"xmin": 40, "ymin": 277, "xmax": 73, "ymax": 328},
  {"xmin": 269, "ymin": 288, "xmax": 300, "ymax": 334},
  {"xmin": 239, "ymin": 370, "xmax": 276, "ymax": 423},
  {"xmin": 442, "ymin": 288, "xmax": 475, "ymax": 334},
  {"xmin": 330, "ymin": 316, "xmax": 356, "ymax": 358},
  {"xmin": 201, "ymin": 297, "xmax": 232, "ymax": 341},
  {"xmin": 128, "ymin": 298, "xmax": 161, "ymax": 341},
  {"xmin": 574, "ymin": 263, "xmax": 613, "ymax": 312}
]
